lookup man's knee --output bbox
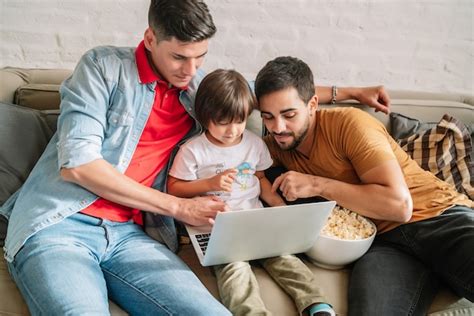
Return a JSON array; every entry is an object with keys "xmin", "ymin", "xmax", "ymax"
[{"xmin": 348, "ymin": 245, "xmax": 439, "ymax": 316}]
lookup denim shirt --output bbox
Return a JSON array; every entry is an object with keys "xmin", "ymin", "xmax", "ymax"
[{"xmin": 1, "ymin": 46, "xmax": 204, "ymax": 262}]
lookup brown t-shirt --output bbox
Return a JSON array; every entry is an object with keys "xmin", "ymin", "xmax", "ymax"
[{"xmin": 265, "ymin": 107, "xmax": 472, "ymax": 234}]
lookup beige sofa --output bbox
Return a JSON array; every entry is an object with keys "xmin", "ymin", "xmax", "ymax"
[{"xmin": 0, "ymin": 67, "xmax": 473, "ymax": 315}]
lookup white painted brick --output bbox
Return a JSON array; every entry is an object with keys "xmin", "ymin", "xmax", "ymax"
[{"xmin": 0, "ymin": 0, "xmax": 472, "ymax": 95}]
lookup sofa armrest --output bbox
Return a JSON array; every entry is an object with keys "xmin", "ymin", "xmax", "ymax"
[{"xmin": 0, "ymin": 69, "xmax": 26, "ymax": 104}]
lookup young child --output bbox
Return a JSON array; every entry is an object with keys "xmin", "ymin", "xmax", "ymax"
[{"xmin": 168, "ymin": 69, "xmax": 335, "ymax": 316}]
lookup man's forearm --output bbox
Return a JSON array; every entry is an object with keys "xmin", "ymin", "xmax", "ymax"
[
  {"xmin": 316, "ymin": 85, "xmax": 391, "ymax": 114},
  {"xmin": 316, "ymin": 86, "xmax": 357, "ymax": 104},
  {"xmin": 60, "ymin": 159, "xmax": 179, "ymax": 216},
  {"xmin": 313, "ymin": 176, "xmax": 412, "ymax": 222}
]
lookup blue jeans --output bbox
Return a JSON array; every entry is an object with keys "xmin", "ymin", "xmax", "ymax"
[
  {"xmin": 348, "ymin": 205, "xmax": 474, "ymax": 316},
  {"xmin": 7, "ymin": 212, "xmax": 230, "ymax": 316}
]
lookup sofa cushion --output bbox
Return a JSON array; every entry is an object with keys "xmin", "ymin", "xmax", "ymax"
[
  {"xmin": 0, "ymin": 67, "xmax": 71, "ymax": 105},
  {"xmin": 0, "ymin": 102, "xmax": 58, "ymax": 244},
  {"xmin": 14, "ymin": 83, "xmax": 62, "ymax": 110},
  {"xmin": 390, "ymin": 112, "xmax": 474, "ymax": 141},
  {"xmin": 390, "ymin": 112, "xmax": 438, "ymax": 139},
  {"xmin": 396, "ymin": 114, "xmax": 474, "ymax": 200}
]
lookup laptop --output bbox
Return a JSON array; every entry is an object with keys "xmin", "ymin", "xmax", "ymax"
[{"xmin": 186, "ymin": 201, "xmax": 336, "ymax": 266}]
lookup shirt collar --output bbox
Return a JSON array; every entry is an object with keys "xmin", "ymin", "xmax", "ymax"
[{"xmin": 135, "ymin": 40, "xmax": 188, "ymax": 90}]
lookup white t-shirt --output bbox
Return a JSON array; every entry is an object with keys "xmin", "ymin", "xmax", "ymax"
[{"xmin": 169, "ymin": 130, "xmax": 273, "ymax": 210}]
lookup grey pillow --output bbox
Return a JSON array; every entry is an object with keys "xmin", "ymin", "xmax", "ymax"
[
  {"xmin": 0, "ymin": 102, "xmax": 58, "ymax": 244},
  {"xmin": 389, "ymin": 112, "xmax": 438, "ymax": 140},
  {"xmin": 390, "ymin": 112, "xmax": 474, "ymax": 141}
]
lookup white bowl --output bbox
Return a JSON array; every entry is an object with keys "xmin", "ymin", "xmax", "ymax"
[{"xmin": 305, "ymin": 220, "xmax": 376, "ymax": 270}]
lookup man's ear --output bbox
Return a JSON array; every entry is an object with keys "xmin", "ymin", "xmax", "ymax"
[
  {"xmin": 309, "ymin": 94, "xmax": 319, "ymax": 113},
  {"xmin": 144, "ymin": 28, "xmax": 155, "ymax": 51}
]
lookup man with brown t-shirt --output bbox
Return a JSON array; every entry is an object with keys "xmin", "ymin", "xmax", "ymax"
[{"xmin": 254, "ymin": 56, "xmax": 473, "ymax": 316}]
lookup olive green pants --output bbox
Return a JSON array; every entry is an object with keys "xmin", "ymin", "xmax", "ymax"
[{"xmin": 213, "ymin": 254, "xmax": 327, "ymax": 316}]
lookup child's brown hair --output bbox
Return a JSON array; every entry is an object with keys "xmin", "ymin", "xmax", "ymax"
[{"xmin": 195, "ymin": 69, "xmax": 256, "ymax": 128}]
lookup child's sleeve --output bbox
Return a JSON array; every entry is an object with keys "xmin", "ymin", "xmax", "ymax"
[
  {"xmin": 255, "ymin": 137, "xmax": 274, "ymax": 171},
  {"xmin": 168, "ymin": 144, "xmax": 199, "ymax": 181}
]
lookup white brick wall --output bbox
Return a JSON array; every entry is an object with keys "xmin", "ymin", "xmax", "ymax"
[{"xmin": 1, "ymin": 0, "xmax": 472, "ymax": 94}]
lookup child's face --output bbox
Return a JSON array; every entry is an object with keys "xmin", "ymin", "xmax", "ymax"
[{"xmin": 206, "ymin": 119, "xmax": 247, "ymax": 147}]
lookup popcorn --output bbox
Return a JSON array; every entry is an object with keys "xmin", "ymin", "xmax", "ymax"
[{"xmin": 321, "ymin": 205, "xmax": 375, "ymax": 240}]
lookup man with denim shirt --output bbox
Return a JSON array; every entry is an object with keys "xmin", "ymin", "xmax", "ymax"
[{"xmin": 1, "ymin": 0, "xmax": 391, "ymax": 314}]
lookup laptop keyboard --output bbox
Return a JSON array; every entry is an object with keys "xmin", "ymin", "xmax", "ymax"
[{"xmin": 195, "ymin": 233, "xmax": 211, "ymax": 255}]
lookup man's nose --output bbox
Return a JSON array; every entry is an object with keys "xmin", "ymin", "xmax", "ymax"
[
  {"xmin": 272, "ymin": 117, "xmax": 286, "ymax": 133},
  {"xmin": 183, "ymin": 59, "xmax": 197, "ymax": 76}
]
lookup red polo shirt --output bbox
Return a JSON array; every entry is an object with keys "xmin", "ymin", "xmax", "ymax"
[{"xmin": 81, "ymin": 41, "xmax": 193, "ymax": 225}]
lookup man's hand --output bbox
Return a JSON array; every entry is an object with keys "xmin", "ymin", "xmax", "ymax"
[
  {"xmin": 208, "ymin": 169, "xmax": 237, "ymax": 192},
  {"xmin": 353, "ymin": 85, "xmax": 391, "ymax": 114},
  {"xmin": 175, "ymin": 196, "xmax": 229, "ymax": 226},
  {"xmin": 271, "ymin": 171, "xmax": 321, "ymax": 201}
]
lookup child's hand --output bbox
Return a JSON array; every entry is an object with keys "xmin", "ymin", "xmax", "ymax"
[{"xmin": 209, "ymin": 169, "xmax": 237, "ymax": 192}]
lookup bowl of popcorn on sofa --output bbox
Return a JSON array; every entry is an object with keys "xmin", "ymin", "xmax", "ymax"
[{"xmin": 306, "ymin": 205, "xmax": 377, "ymax": 270}]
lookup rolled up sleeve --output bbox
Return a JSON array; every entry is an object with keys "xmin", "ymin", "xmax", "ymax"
[{"xmin": 57, "ymin": 51, "xmax": 112, "ymax": 169}]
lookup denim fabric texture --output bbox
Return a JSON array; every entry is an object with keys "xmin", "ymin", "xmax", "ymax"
[
  {"xmin": 1, "ymin": 45, "xmax": 205, "ymax": 261},
  {"xmin": 7, "ymin": 212, "xmax": 229, "ymax": 315}
]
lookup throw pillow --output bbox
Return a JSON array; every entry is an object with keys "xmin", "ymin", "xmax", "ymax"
[
  {"xmin": 395, "ymin": 113, "xmax": 473, "ymax": 200},
  {"xmin": 14, "ymin": 83, "xmax": 62, "ymax": 110},
  {"xmin": 390, "ymin": 112, "xmax": 438, "ymax": 140},
  {"xmin": 0, "ymin": 102, "xmax": 58, "ymax": 244}
]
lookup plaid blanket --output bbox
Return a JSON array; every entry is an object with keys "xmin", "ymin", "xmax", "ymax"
[{"xmin": 399, "ymin": 114, "xmax": 474, "ymax": 200}]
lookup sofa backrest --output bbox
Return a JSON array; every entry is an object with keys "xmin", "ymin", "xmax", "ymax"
[
  {"xmin": 0, "ymin": 67, "xmax": 72, "ymax": 110},
  {"xmin": 1, "ymin": 67, "xmax": 473, "ymax": 137}
]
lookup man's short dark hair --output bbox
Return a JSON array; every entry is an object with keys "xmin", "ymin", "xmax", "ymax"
[
  {"xmin": 148, "ymin": 0, "xmax": 216, "ymax": 42},
  {"xmin": 255, "ymin": 56, "xmax": 315, "ymax": 104},
  {"xmin": 195, "ymin": 69, "xmax": 256, "ymax": 128}
]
